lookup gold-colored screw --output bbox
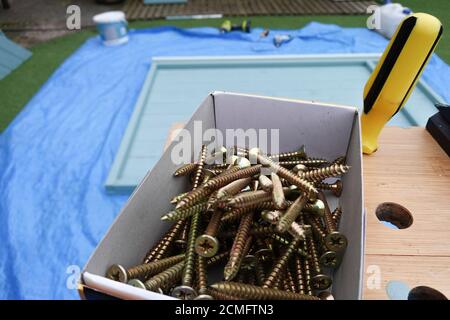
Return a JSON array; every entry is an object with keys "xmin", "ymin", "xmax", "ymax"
[
  {"xmin": 227, "ymin": 190, "xmax": 273, "ymax": 209},
  {"xmin": 315, "ymin": 180, "xmax": 343, "ymax": 197},
  {"xmin": 161, "ymin": 201, "xmax": 208, "ymax": 221},
  {"xmin": 307, "ymin": 235, "xmax": 332, "ymax": 290},
  {"xmin": 268, "ymin": 233, "xmax": 308, "ymax": 257},
  {"xmin": 268, "ymin": 145, "xmax": 307, "ymax": 161},
  {"xmin": 278, "ymin": 159, "xmax": 329, "ymax": 167},
  {"xmin": 174, "ymin": 163, "xmax": 197, "ymax": 177},
  {"xmin": 302, "ymin": 241, "xmax": 313, "ymax": 296},
  {"xmin": 175, "ymin": 186, "xmax": 214, "ymax": 210},
  {"xmin": 300, "ymin": 164, "xmax": 350, "ymax": 182},
  {"xmin": 142, "ymin": 219, "xmax": 184, "ymax": 263},
  {"xmin": 332, "ymin": 206, "xmax": 343, "ymax": 227},
  {"xmin": 207, "ymin": 288, "xmax": 242, "ymax": 300},
  {"xmin": 318, "ymin": 192, "xmax": 347, "ymax": 252},
  {"xmin": 331, "ymin": 156, "xmax": 346, "ymax": 165},
  {"xmin": 192, "ymin": 145, "xmax": 208, "ymax": 189},
  {"xmin": 202, "ymin": 164, "xmax": 262, "ymax": 191},
  {"xmin": 262, "ymin": 237, "xmax": 301, "ymax": 288},
  {"xmin": 194, "ymin": 256, "xmax": 213, "ymax": 300},
  {"xmin": 224, "ymin": 211, "xmax": 254, "ymax": 281},
  {"xmin": 303, "ymin": 199, "xmax": 325, "ymax": 216},
  {"xmin": 271, "ymin": 173, "xmax": 287, "ymax": 209},
  {"xmin": 170, "ymin": 192, "xmax": 189, "ymax": 204},
  {"xmin": 285, "ymin": 266, "xmax": 298, "ymax": 293},
  {"xmin": 276, "ymin": 193, "xmax": 308, "ymax": 233},
  {"xmin": 216, "ymin": 177, "xmax": 252, "ymax": 201},
  {"xmin": 106, "ymin": 254, "xmax": 185, "ymax": 283},
  {"xmin": 262, "ymin": 210, "xmax": 310, "ymax": 241},
  {"xmin": 293, "ymin": 256, "xmax": 306, "ymax": 295},
  {"xmin": 210, "ymin": 282, "xmax": 319, "ymax": 300},
  {"xmin": 195, "ymin": 208, "xmax": 223, "ymax": 257},
  {"xmin": 250, "ymin": 148, "xmax": 318, "ymax": 197},
  {"xmin": 128, "ymin": 260, "xmax": 185, "ymax": 293}
]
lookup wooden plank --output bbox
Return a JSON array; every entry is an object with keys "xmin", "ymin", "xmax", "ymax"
[
  {"xmin": 364, "ymin": 255, "xmax": 450, "ymax": 299},
  {"xmin": 364, "ymin": 127, "xmax": 450, "ymax": 257}
]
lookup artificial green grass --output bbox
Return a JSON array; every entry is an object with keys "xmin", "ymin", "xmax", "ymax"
[{"xmin": 0, "ymin": 0, "xmax": 448, "ymax": 133}]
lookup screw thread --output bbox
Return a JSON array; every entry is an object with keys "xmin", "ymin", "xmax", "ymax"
[
  {"xmin": 302, "ymin": 242, "xmax": 313, "ymax": 295},
  {"xmin": 170, "ymin": 192, "xmax": 189, "ymax": 204},
  {"xmin": 301, "ymin": 164, "xmax": 350, "ymax": 182},
  {"xmin": 175, "ymin": 187, "xmax": 213, "ymax": 210},
  {"xmin": 196, "ymin": 256, "xmax": 208, "ymax": 295},
  {"xmin": 318, "ymin": 192, "xmax": 336, "ymax": 233},
  {"xmin": 227, "ymin": 190, "xmax": 273, "ymax": 208},
  {"xmin": 181, "ymin": 208, "xmax": 201, "ymax": 286},
  {"xmin": 211, "ymin": 282, "xmax": 319, "ymax": 300},
  {"xmin": 254, "ymin": 258, "xmax": 267, "ymax": 286},
  {"xmin": 162, "ymin": 201, "xmax": 208, "ymax": 221},
  {"xmin": 277, "ymin": 194, "xmax": 308, "ymax": 233},
  {"xmin": 174, "ymin": 163, "xmax": 197, "ymax": 177},
  {"xmin": 285, "ymin": 267, "xmax": 297, "ymax": 293},
  {"xmin": 221, "ymin": 201, "xmax": 275, "ymax": 223},
  {"xmin": 142, "ymin": 219, "xmax": 184, "ymax": 263},
  {"xmin": 306, "ymin": 216, "xmax": 327, "ymax": 240},
  {"xmin": 216, "ymin": 177, "xmax": 252, "ymax": 200},
  {"xmin": 204, "ymin": 209, "xmax": 223, "ymax": 236},
  {"xmin": 224, "ymin": 212, "xmax": 254, "ymax": 280},
  {"xmin": 278, "ymin": 159, "xmax": 329, "ymax": 167},
  {"xmin": 332, "ymin": 206, "xmax": 342, "ymax": 227},
  {"xmin": 191, "ymin": 145, "xmax": 207, "ymax": 190},
  {"xmin": 206, "ymin": 250, "xmax": 230, "ymax": 266},
  {"xmin": 268, "ymin": 147, "xmax": 306, "ymax": 161},
  {"xmin": 307, "ymin": 236, "xmax": 322, "ymax": 275},
  {"xmin": 315, "ymin": 180, "xmax": 343, "ymax": 197},
  {"xmin": 263, "ymin": 238, "xmax": 301, "ymax": 288},
  {"xmin": 128, "ymin": 254, "xmax": 185, "ymax": 280},
  {"xmin": 143, "ymin": 260, "xmax": 185, "ymax": 292},
  {"xmin": 203, "ymin": 165, "xmax": 262, "ymax": 191},
  {"xmin": 294, "ymin": 256, "xmax": 306, "ymax": 295},
  {"xmin": 207, "ymin": 288, "xmax": 242, "ymax": 300},
  {"xmin": 257, "ymin": 154, "xmax": 317, "ymax": 197},
  {"xmin": 331, "ymin": 156, "xmax": 346, "ymax": 165}
]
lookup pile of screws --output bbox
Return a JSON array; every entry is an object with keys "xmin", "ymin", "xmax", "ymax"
[{"xmin": 106, "ymin": 145, "xmax": 350, "ymax": 300}]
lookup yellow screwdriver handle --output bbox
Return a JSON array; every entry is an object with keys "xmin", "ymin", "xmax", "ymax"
[{"xmin": 361, "ymin": 13, "xmax": 442, "ymax": 154}]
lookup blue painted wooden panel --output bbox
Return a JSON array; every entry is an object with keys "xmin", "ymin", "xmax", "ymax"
[
  {"xmin": 0, "ymin": 32, "xmax": 32, "ymax": 80},
  {"xmin": 105, "ymin": 54, "xmax": 444, "ymax": 192}
]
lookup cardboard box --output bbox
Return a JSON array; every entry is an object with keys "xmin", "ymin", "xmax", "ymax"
[{"xmin": 80, "ymin": 92, "xmax": 365, "ymax": 300}]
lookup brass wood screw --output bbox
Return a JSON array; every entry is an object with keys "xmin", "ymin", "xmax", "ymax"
[
  {"xmin": 142, "ymin": 219, "xmax": 184, "ymax": 263},
  {"xmin": 203, "ymin": 165, "xmax": 262, "ymax": 191},
  {"xmin": 192, "ymin": 145, "xmax": 208, "ymax": 189},
  {"xmin": 170, "ymin": 192, "xmax": 189, "ymax": 204},
  {"xmin": 251, "ymin": 149, "xmax": 318, "ymax": 197},
  {"xmin": 302, "ymin": 241, "xmax": 313, "ymax": 296},
  {"xmin": 307, "ymin": 235, "xmax": 332, "ymax": 290},
  {"xmin": 175, "ymin": 186, "xmax": 214, "ymax": 210},
  {"xmin": 293, "ymin": 256, "xmax": 306, "ymax": 295},
  {"xmin": 128, "ymin": 260, "xmax": 185, "ymax": 293},
  {"xmin": 332, "ymin": 206, "xmax": 343, "ymax": 227},
  {"xmin": 331, "ymin": 156, "xmax": 346, "ymax": 165},
  {"xmin": 301, "ymin": 164, "xmax": 350, "ymax": 182},
  {"xmin": 174, "ymin": 163, "xmax": 197, "ymax": 177},
  {"xmin": 216, "ymin": 177, "xmax": 252, "ymax": 201},
  {"xmin": 315, "ymin": 180, "xmax": 343, "ymax": 197},
  {"xmin": 262, "ymin": 210, "xmax": 310, "ymax": 241},
  {"xmin": 278, "ymin": 159, "xmax": 329, "ymax": 167},
  {"xmin": 224, "ymin": 211, "xmax": 254, "ymax": 281},
  {"xmin": 276, "ymin": 193, "xmax": 308, "ymax": 233},
  {"xmin": 161, "ymin": 201, "xmax": 208, "ymax": 221},
  {"xmin": 106, "ymin": 254, "xmax": 185, "ymax": 283},
  {"xmin": 285, "ymin": 266, "xmax": 298, "ymax": 293},
  {"xmin": 318, "ymin": 192, "xmax": 347, "ymax": 252},
  {"xmin": 210, "ymin": 282, "xmax": 320, "ymax": 300},
  {"xmin": 207, "ymin": 288, "xmax": 242, "ymax": 300},
  {"xmin": 227, "ymin": 190, "xmax": 273, "ymax": 209},
  {"xmin": 263, "ymin": 237, "xmax": 301, "ymax": 288},
  {"xmin": 268, "ymin": 145, "xmax": 307, "ymax": 161},
  {"xmin": 194, "ymin": 256, "xmax": 213, "ymax": 300}
]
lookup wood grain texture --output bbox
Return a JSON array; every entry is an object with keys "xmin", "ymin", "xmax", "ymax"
[{"xmin": 363, "ymin": 127, "xmax": 450, "ymax": 299}]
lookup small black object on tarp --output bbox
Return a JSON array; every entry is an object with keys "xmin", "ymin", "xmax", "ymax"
[{"xmin": 426, "ymin": 103, "xmax": 450, "ymax": 157}]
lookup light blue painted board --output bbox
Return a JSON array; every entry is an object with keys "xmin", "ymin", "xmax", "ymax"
[
  {"xmin": 0, "ymin": 33, "xmax": 32, "ymax": 79},
  {"xmin": 105, "ymin": 54, "xmax": 444, "ymax": 192}
]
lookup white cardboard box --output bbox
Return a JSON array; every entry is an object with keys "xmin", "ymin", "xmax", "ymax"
[{"xmin": 80, "ymin": 92, "xmax": 365, "ymax": 300}]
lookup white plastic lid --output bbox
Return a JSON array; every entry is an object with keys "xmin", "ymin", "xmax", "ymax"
[{"xmin": 93, "ymin": 11, "xmax": 126, "ymax": 24}]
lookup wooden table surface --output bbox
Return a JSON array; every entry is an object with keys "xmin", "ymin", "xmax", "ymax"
[{"xmin": 362, "ymin": 127, "xmax": 450, "ymax": 299}]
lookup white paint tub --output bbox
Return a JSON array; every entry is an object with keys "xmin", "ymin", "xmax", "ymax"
[{"xmin": 93, "ymin": 11, "xmax": 129, "ymax": 46}]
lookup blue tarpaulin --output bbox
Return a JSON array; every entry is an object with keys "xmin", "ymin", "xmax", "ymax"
[{"xmin": 0, "ymin": 23, "xmax": 449, "ymax": 299}]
